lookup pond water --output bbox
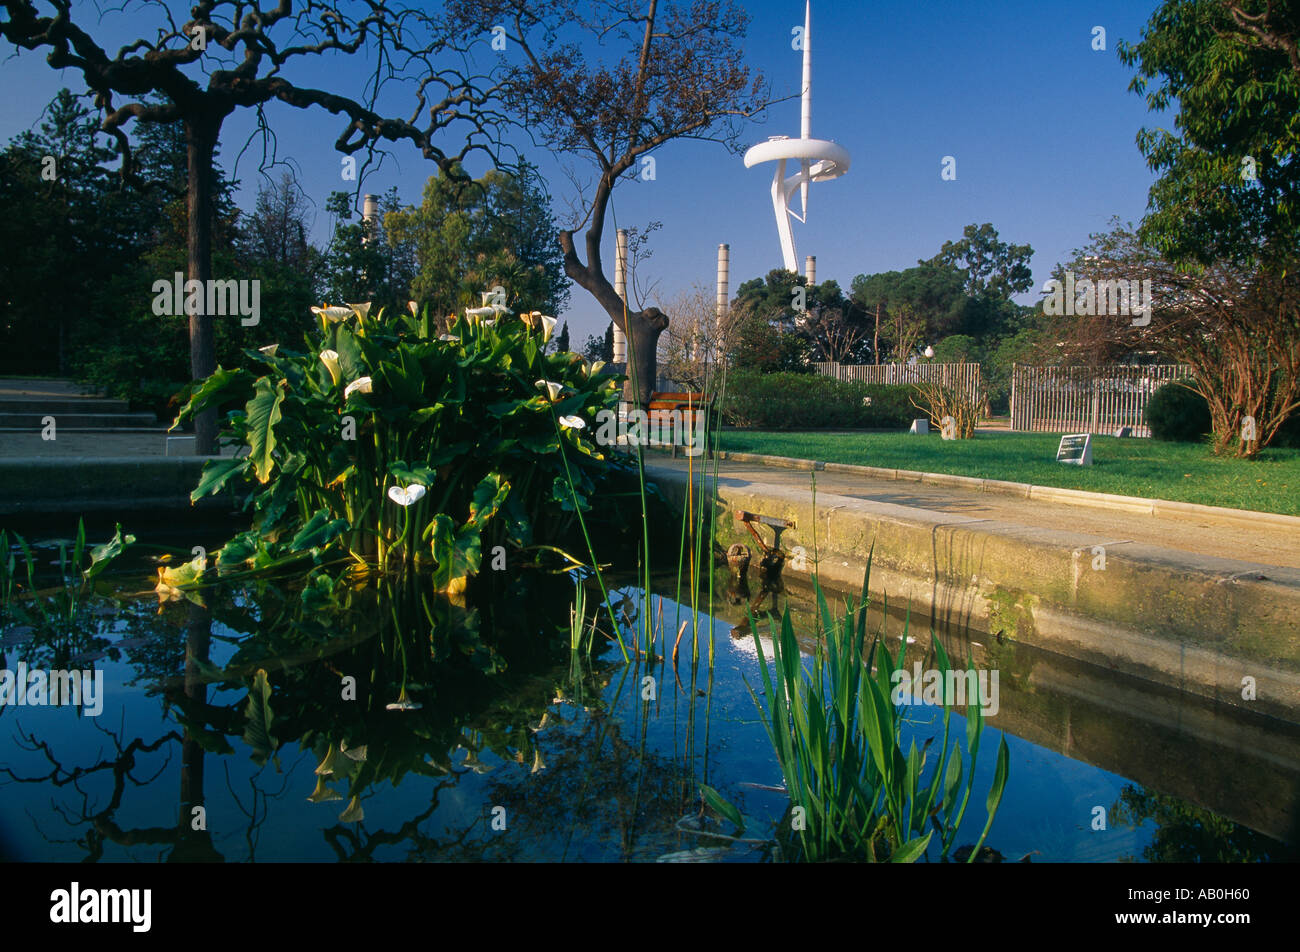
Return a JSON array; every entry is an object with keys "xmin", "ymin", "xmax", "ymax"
[{"xmin": 0, "ymin": 514, "xmax": 1295, "ymax": 863}]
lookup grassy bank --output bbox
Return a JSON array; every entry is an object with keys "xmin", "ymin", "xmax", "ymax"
[{"xmin": 718, "ymin": 429, "xmax": 1300, "ymax": 516}]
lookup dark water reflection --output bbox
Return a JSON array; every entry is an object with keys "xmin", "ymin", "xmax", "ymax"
[{"xmin": 0, "ymin": 529, "xmax": 1294, "ymax": 862}]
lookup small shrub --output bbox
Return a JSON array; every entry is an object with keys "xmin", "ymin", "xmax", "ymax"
[
  {"xmin": 1146, "ymin": 382, "xmax": 1211, "ymax": 442},
  {"xmin": 722, "ymin": 371, "xmax": 914, "ymax": 430}
]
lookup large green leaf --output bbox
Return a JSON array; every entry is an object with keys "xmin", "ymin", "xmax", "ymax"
[
  {"xmin": 83, "ymin": 523, "xmax": 135, "ymax": 582},
  {"xmin": 174, "ymin": 366, "xmax": 253, "ymax": 427},
  {"xmin": 467, "ymin": 474, "xmax": 511, "ymax": 529},
  {"xmin": 243, "ymin": 668, "xmax": 278, "ymax": 767},
  {"xmin": 428, "ymin": 515, "xmax": 483, "ymax": 595},
  {"xmin": 190, "ymin": 457, "xmax": 248, "ymax": 503},
  {"xmin": 289, "ymin": 509, "xmax": 350, "ymax": 553},
  {"xmin": 245, "ymin": 377, "xmax": 285, "ymax": 484},
  {"xmin": 217, "ymin": 531, "xmax": 259, "ymax": 575}
]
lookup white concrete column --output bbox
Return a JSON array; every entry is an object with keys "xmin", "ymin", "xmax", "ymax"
[
  {"xmin": 613, "ymin": 228, "xmax": 629, "ymax": 364},
  {"xmin": 717, "ymin": 243, "xmax": 730, "ymax": 328}
]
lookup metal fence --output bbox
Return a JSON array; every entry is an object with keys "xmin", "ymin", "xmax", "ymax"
[
  {"xmin": 813, "ymin": 361, "xmax": 984, "ymax": 406},
  {"xmin": 1009, "ymin": 364, "xmax": 1193, "ymax": 437}
]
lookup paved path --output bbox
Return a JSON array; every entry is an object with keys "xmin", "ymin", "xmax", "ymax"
[
  {"xmin": 0, "ymin": 431, "xmax": 203, "ymax": 458},
  {"xmin": 0, "ymin": 378, "xmax": 100, "ymax": 399},
  {"xmin": 646, "ymin": 455, "xmax": 1300, "ymax": 570}
]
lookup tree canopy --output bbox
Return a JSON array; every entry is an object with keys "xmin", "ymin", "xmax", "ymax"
[
  {"xmin": 1118, "ymin": 0, "xmax": 1300, "ymax": 265},
  {"xmin": 384, "ymin": 162, "xmax": 568, "ymax": 323}
]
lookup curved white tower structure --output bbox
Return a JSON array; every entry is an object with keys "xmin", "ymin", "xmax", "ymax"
[{"xmin": 744, "ymin": 2, "xmax": 851, "ymax": 273}]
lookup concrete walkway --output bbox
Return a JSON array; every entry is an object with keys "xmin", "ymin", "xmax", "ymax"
[
  {"xmin": 0, "ymin": 431, "xmax": 199, "ymax": 458},
  {"xmin": 646, "ymin": 454, "xmax": 1300, "ymax": 570}
]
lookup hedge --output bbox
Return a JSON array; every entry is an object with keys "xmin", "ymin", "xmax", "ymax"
[{"xmin": 721, "ymin": 371, "xmax": 917, "ymax": 430}]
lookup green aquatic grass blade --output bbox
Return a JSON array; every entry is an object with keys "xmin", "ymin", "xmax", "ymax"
[
  {"xmin": 700, "ymin": 784, "xmax": 745, "ymax": 833},
  {"xmin": 968, "ymin": 733, "xmax": 1011, "ymax": 862},
  {"xmin": 890, "ymin": 830, "xmax": 932, "ymax": 863}
]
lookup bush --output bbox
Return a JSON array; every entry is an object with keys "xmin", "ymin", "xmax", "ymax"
[
  {"xmin": 722, "ymin": 371, "xmax": 915, "ymax": 430},
  {"xmin": 1146, "ymin": 382, "xmax": 1211, "ymax": 442},
  {"xmin": 178, "ymin": 302, "xmax": 620, "ymax": 587},
  {"xmin": 1278, "ymin": 411, "xmax": 1300, "ymax": 448}
]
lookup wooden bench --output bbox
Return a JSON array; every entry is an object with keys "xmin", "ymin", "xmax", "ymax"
[{"xmin": 645, "ymin": 391, "xmax": 715, "ymax": 459}]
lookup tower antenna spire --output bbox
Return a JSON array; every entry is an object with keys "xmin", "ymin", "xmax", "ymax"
[{"xmin": 743, "ymin": 1, "xmax": 851, "ymax": 273}]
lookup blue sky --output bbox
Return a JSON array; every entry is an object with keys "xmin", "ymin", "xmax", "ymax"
[{"xmin": 0, "ymin": 0, "xmax": 1167, "ymax": 345}]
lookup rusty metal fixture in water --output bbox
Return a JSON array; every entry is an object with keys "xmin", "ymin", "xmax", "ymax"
[{"xmin": 727, "ymin": 511, "xmax": 798, "ymax": 626}]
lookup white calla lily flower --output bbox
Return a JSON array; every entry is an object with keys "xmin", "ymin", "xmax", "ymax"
[
  {"xmin": 408, "ymin": 300, "xmax": 419, "ymax": 316},
  {"xmin": 344, "ymin": 376, "xmax": 373, "ymax": 399},
  {"xmin": 258, "ymin": 344, "xmax": 279, "ymax": 357},
  {"xmin": 388, "ymin": 484, "xmax": 428, "ymax": 507},
  {"xmin": 559, "ymin": 415, "xmax": 586, "ymax": 431},
  {"xmin": 535, "ymin": 379, "xmax": 563, "ymax": 402},
  {"xmin": 311, "ymin": 305, "xmax": 353, "ymax": 322},
  {"xmin": 348, "ymin": 302, "xmax": 372, "ymax": 320},
  {"xmin": 319, "ymin": 349, "xmax": 342, "ymax": 385}
]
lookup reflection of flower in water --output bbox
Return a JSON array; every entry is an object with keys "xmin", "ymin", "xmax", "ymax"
[
  {"xmin": 339, "ymin": 795, "xmax": 365, "ymax": 823},
  {"xmin": 461, "ymin": 750, "xmax": 494, "ymax": 774},
  {"xmin": 308, "ymin": 776, "xmax": 343, "ymax": 803},
  {"xmin": 315, "ymin": 744, "xmax": 341, "ymax": 776},
  {"xmin": 340, "ymin": 740, "xmax": 367, "ymax": 761}
]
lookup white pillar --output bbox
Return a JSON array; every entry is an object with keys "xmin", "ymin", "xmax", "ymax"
[
  {"xmin": 362, "ymin": 193, "xmax": 378, "ymax": 245},
  {"xmin": 613, "ymin": 228, "xmax": 628, "ymax": 364},
  {"xmin": 805, "ymin": 255, "xmax": 817, "ymax": 286},
  {"xmin": 800, "ymin": 1, "xmax": 813, "ymax": 141},
  {"xmin": 717, "ymin": 244, "xmax": 730, "ymax": 327}
]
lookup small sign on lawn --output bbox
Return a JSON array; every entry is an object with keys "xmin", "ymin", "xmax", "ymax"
[{"xmin": 1056, "ymin": 433, "xmax": 1093, "ymax": 466}]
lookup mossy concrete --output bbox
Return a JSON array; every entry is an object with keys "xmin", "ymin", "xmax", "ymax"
[{"xmin": 653, "ymin": 463, "xmax": 1300, "ymax": 721}]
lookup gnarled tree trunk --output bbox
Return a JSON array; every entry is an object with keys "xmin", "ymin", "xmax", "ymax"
[{"xmin": 185, "ymin": 112, "xmax": 223, "ymax": 456}]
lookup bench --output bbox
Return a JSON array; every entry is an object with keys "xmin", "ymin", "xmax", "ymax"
[{"xmin": 645, "ymin": 391, "xmax": 715, "ymax": 459}]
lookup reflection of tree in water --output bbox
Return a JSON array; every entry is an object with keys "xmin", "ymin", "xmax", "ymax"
[
  {"xmin": 1111, "ymin": 785, "xmax": 1295, "ymax": 862},
  {"xmin": 0, "ymin": 601, "xmax": 223, "ymax": 861},
  {"xmin": 2, "ymin": 569, "xmax": 661, "ymax": 861},
  {"xmin": 423, "ymin": 691, "xmax": 703, "ymax": 862}
]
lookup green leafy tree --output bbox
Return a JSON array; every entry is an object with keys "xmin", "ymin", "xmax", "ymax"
[
  {"xmin": 1118, "ymin": 0, "xmax": 1300, "ymax": 265},
  {"xmin": 67, "ymin": 118, "xmax": 243, "ymax": 416},
  {"xmin": 1, "ymin": 0, "xmax": 504, "ymax": 453},
  {"xmin": 555, "ymin": 322, "xmax": 571, "ymax": 354},
  {"xmin": 850, "ymin": 265, "xmax": 966, "ymax": 360},
  {"xmin": 450, "ymin": 0, "xmax": 780, "ymax": 406},
  {"xmin": 383, "ymin": 162, "xmax": 568, "ymax": 324},
  {"xmin": 926, "ymin": 223, "xmax": 1034, "ymax": 301},
  {"xmin": 320, "ymin": 190, "xmax": 414, "ymax": 317},
  {"xmin": 580, "ymin": 324, "xmax": 614, "ymax": 363}
]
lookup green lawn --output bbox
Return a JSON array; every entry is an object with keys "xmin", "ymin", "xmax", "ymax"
[{"xmin": 717, "ymin": 429, "xmax": 1300, "ymax": 516}]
